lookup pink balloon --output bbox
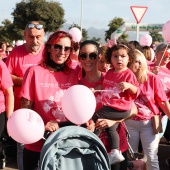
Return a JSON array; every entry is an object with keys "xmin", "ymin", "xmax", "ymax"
[
  {"xmin": 61, "ymin": 85, "xmax": 96, "ymax": 125},
  {"xmin": 140, "ymin": 34, "xmax": 152, "ymax": 46},
  {"xmin": 69, "ymin": 27, "xmax": 82, "ymax": 42},
  {"xmin": 162, "ymin": 20, "xmax": 170, "ymax": 43},
  {"xmin": 7, "ymin": 109, "xmax": 45, "ymax": 144}
]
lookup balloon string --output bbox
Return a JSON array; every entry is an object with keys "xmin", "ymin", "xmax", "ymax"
[
  {"xmin": 158, "ymin": 44, "xmax": 169, "ymax": 67},
  {"xmin": 94, "ymin": 90, "xmax": 113, "ymax": 92}
]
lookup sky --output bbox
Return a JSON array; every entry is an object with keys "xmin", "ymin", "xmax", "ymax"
[{"xmin": 0, "ymin": 0, "xmax": 170, "ymax": 30}]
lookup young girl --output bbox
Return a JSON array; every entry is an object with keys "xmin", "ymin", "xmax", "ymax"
[
  {"xmin": 93, "ymin": 42, "xmax": 139, "ymax": 165},
  {"xmin": 98, "ymin": 45, "xmax": 111, "ymax": 73}
]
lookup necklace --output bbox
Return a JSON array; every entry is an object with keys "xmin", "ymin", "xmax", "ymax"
[{"xmin": 85, "ymin": 72, "xmax": 102, "ymax": 82}]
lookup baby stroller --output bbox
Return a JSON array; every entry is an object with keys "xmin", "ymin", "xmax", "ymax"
[{"xmin": 39, "ymin": 126, "xmax": 110, "ymax": 170}]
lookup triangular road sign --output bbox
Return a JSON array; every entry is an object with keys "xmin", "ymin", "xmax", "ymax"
[{"xmin": 130, "ymin": 6, "xmax": 148, "ymax": 24}]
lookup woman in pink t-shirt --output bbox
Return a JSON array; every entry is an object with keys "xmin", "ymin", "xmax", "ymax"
[
  {"xmin": 20, "ymin": 31, "xmax": 94, "ymax": 170},
  {"xmin": 0, "ymin": 42, "xmax": 7, "ymax": 60},
  {"xmin": 148, "ymin": 43, "xmax": 170, "ymax": 141},
  {"xmin": 126, "ymin": 49, "xmax": 170, "ymax": 170},
  {"xmin": 78, "ymin": 40, "xmax": 136, "ymax": 169},
  {"xmin": 0, "ymin": 59, "xmax": 14, "ymax": 139}
]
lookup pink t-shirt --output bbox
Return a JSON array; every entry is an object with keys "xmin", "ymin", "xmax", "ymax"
[
  {"xmin": 5, "ymin": 44, "xmax": 44, "ymax": 110},
  {"xmin": 0, "ymin": 53, "xmax": 7, "ymax": 60},
  {"xmin": 20, "ymin": 65, "xmax": 78, "ymax": 152},
  {"xmin": 167, "ymin": 61, "xmax": 170, "ymax": 70},
  {"xmin": 79, "ymin": 73, "xmax": 104, "ymax": 111},
  {"xmin": 149, "ymin": 63, "xmax": 170, "ymax": 100},
  {"xmin": 70, "ymin": 60, "xmax": 82, "ymax": 80},
  {"xmin": 132, "ymin": 73, "xmax": 167, "ymax": 121},
  {"xmin": 0, "ymin": 60, "xmax": 13, "ymax": 113},
  {"xmin": 102, "ymin": 68, "xmax": 139, "ymax": 111}
]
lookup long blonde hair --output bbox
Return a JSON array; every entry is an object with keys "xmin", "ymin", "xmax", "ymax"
[{"xmin": 129, "ymin": 49, "xmax": 149, "ymax": 84}]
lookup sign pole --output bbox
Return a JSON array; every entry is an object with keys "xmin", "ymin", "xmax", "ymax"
[
  {"xmin": 80, "ymin": 0, "xmax": 83, "ymax": 32},
  {"xmin": 136, "ymin": 24, "xmax": 139, "ymax": 41}
]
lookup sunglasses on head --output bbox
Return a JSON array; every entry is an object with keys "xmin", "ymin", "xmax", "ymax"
[
  {"xmin": 26, "ymin": 23, "xmax": 44, "ymax": 30},
  {"xmin": 53, "ymin": 44, "xmax": 72, "ymax": 53},
  {"xmin": 79, "ymin": 52, "xmax": 98, "ymax": 60}
]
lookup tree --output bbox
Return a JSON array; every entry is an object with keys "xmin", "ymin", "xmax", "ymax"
[
  {"xmin": 105, "ymin": 17, "xmax": 128, "ymax": 41},
  {"xmin": 69, "ymin": 23, "xmax": 88, "ymax": 41},
  {"xmin": 91, "ymin": 37, "xmax": 101, "ymax": 43},
  {"xmin": 149, "ymin": 31, "xmax": 164, "ymax": 43},
  {"xmin": 0, "ymin": 19, "xmax": 15, "ymax": 43},
  {"xmin": 0, "ymin": 0, "xmax": 65, "ymax": 41}
]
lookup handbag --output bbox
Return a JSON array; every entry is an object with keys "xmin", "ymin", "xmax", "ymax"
[{"xmin": 151, "ymin": 115, "xmax": 163, "ymax": 134}]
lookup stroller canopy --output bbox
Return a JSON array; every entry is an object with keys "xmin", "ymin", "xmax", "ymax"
[{"xmin": 40, "ymin": 126, "xmax": 110, "ymax": 170}]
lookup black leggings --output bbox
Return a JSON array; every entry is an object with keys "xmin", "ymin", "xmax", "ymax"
[
  {"xmin": 23, "ymin": 148, "xmax": 40, "ymax": 170},
  {"xmin": 93, "ymin": 106, "xmax": 130, "ymax": 150},
  {"xmin": 0, "ymin": 112, "xmax": 6, "ymax": 138}
]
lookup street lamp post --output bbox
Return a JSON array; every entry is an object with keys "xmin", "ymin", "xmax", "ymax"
[{"xmin": 80, "ymin": 0, "xmax": 83, "ymax": 32}]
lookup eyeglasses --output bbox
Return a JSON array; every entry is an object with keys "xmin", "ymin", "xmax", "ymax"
[
  {"xmin": 26, "ymin": 23, "xmax": 44, "ymax": 30},
  {"xmin": 79, "ymin": 52, "xmax": 98, "ymax": 60},
  {"xmin": 5, "ymin": 51, "xmax": 12, "ymax": 54},
  {"xmin": 53, "ymin": 44, "xmax": 72, "ymax": 54}
]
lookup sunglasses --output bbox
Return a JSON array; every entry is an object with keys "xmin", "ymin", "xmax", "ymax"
[
  {"xmin": 79, "ymin": 52, "xmax": 98, "ymax": 60},
  {"xmin": 26, "ymin": 23, "xmax": 44, "ymax": 30},
  {"xmin": 53, "ymin": 44, "xmax": 72, "ymax": 54}
]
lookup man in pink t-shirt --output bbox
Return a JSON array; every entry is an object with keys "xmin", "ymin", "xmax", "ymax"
[{"xmin": 5, "ymin": 21, "xmax": 45, "ymax": 170}]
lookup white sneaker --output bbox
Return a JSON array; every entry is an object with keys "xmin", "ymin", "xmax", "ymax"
[{"xmin": 108, "ymin": 149, "xmax": 125, "ymax": 165}]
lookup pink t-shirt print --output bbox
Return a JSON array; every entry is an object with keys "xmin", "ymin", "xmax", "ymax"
[
  {"xmin": 102, "ymin": 68, "xmax": 139, "ymax": 111},
  {"xmin": 132, "ymin": 73, "xmax": 168, "ymax": 121},
  {"xmin": 21, "ymin": 65, "xmax": 78, "ymax": 124},
  {"xmin": 148, "ymin": 63, "xmax": 170, "ymax": 100}
]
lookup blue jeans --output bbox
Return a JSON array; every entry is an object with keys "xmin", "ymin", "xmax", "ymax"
[
  {"xmin": 125, "ymin": 119, "xmax": 160, "ymax": 170},
  {"xmin": 17, "ymin": 142, "xmax": 24, "ymax": 170}
]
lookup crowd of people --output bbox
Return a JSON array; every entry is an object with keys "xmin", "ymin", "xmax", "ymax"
[{"xmin": 0, "ymin": 21, "xmax": 170, "ymax": 170}]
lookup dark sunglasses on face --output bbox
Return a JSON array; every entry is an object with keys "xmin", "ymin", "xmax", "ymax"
[
  {"xmin": 79, "ymin": 52, "xmax": 98, "ymax": 60},
  {"xmin": 53, "ymin": 44, "xmax": 72, "ymax": 53},
  {"xmin": 26, "ymin": 23, "xmax": 44, "ymax": 30}
]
